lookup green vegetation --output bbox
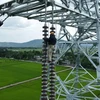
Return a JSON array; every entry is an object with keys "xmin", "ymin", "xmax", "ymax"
[
  {"xmin": 0, "ymin": 48, "xmax": 42, "ymax": 60},
  {"xmin": 0, "ymin": 58, "xmax": 68, "ymax": 100},
  {"xmin": 0, "ymin": 58, "xmax": 98, "ymax": 100},
  {"xmin": 0, "ymin": 47, "xmax": 97, "ymax": 70},
  {"xmin": 0, "ymin": 80, "xmax": 41, "ymax": 100},
  {"xmin": 0, "ymin": 58, "xmax": 41, "ymax": 87}
]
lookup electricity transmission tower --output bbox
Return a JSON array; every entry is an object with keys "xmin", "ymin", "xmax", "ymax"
[{"xmin": 0, "ymin": 0, "xmax": 100, "ymax": 99}]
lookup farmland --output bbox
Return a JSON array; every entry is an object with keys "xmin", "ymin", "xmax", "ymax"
[
  {"xmin": 0, "ymin": 58, "xmax": 67, "ymax": 100},
  {"xmin": 0, "ymin": 58, "xmax": 97, "ymax": 100}
]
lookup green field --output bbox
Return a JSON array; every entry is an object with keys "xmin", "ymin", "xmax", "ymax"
[
  {"xmin": 0, "ymin": 58, "xmax": 67, "ymax": 100},
  {"xmin": 0, "ymin": 58, "xmax": 42, "ymax": 87},
  {"xmin": 0, "ymin": 58, "xmax": 98, "ymax": 100}
]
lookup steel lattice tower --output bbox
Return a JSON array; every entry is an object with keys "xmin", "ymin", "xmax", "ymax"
[{"xmin": 0, "ymin": 0, "xmax": 100, "ymax": 99}]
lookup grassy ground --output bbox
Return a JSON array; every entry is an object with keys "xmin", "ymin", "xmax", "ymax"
[
  {"xmin": 0, "ymin": 79, "xmax": 41, "ymax": 100},
  {"xmin": 0, "ymin": 58, "xmax": 68, "ymax": 100},
  {"xmin": 0, "ymin": 58, "xmax": 66, "ymax": 86},
  {"xmin": 0, "ymin": 58, "xmax": 42, "ymax": 87},
  {"xmin": 0, "ymin": 58, "xmax": 42, "ymax": 100},
  {"xmin": 0, "ymin": 58, "xmax": 98, "ymax": 100}
]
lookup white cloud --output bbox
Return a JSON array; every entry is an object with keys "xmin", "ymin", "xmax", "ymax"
[
  {"xmin": 0, "ymin": 16, "xmax": 44, "ymax": 42},
  {"xmin": 3, "ymin": 16, "xmax": 34, "ymax": 28},
  {"xmin": 0, "ymin": 21, "xmax": 43, "ymax": 43},
  {"xmin": 0, "ymin": 0, "xmax": 61, "ymax": 43},
  {"xmin": 0, "ymin": 1, "xmax": 45, "ymax": 42}
]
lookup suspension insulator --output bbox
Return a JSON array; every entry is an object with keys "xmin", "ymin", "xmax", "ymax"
[
  {"xmin": 43, "ymin": 30, "xmax": 48, "ymax": 33},
  {"xmin": 49, "ymin": 26, "xmax": 56, "ymax": 100},
  {"xmin": 43, "ymin": 25, "xmax": 48, "ymax": 29},
  {"xmin": 41, "ymin": 25, "xmax": 48, "ymax": 100},
  {"xmin": 43, "ymin": 26, "xmax": 48, "ymax": 34},
  {"xmin": 0, "ymin": 21, "xmax": 3, "ymax": 27},
  {"xmin": 50, "ymin": 26, "xmax": 55, "ymax": 30},
  {"xmin": 50, "ymin": 26, "xmax": 55, "ymax": 35}
]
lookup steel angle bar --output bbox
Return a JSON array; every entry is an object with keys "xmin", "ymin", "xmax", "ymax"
[
  {"xmin": 55, "ymin": 75, "xmax": 70, "ymax": 95},
  {"xmin": 29, "ymin": 10, "xmax": 65, "ymax": 21},
  {"xmin": 54, "ymin": 2, "xmax": 96, "ymax": 20},
  {"xmin": 9, "ymin": 2, "xmax": 44, "ymax": 15},
  {"xmin": 78, "ymin": 43, "xmax": 97, "ymax": 69},
  {"xmin": 79, "ymin": 41, "xmax": 97, "ymax": 44},
  {"xmin": 76, "ymin": 21, "xmax": 96, "ymax": 41},
  {"xmin": 16, "ymin": 6, "xmax": 45, "ymax": 17},
  {"xmin": 55, "ymin": 43, "xmax": 74, "ymax": 64}
]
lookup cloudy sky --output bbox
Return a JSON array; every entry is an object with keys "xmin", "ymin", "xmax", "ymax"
[
  {"xmin": 0, "ymin": 0, "xmax": 76, "ymax": 43},
  {"xmin": 0, "ymin": 0, "xmax": 44, "ymax": 43}
]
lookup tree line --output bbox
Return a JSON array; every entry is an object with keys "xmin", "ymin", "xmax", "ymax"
[
  {"xmin": 0, "ymin": 48, "xmax": 97, "ymax": 69},
  {"xmin": 0, "ymin": 48, "xmax": 42, "ymax": 61},
  {"xmin": 58, "ymin": 51, "xmax": 97, "ymax": 70}
]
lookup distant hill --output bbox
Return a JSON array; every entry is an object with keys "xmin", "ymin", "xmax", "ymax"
[
  {"xmin": 0, "ymin": 39, "xmax": 94, "ymax": 48},
  {"xmin": 0, "ymin": 39, "xmax": 43, "ymax": 48}
]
